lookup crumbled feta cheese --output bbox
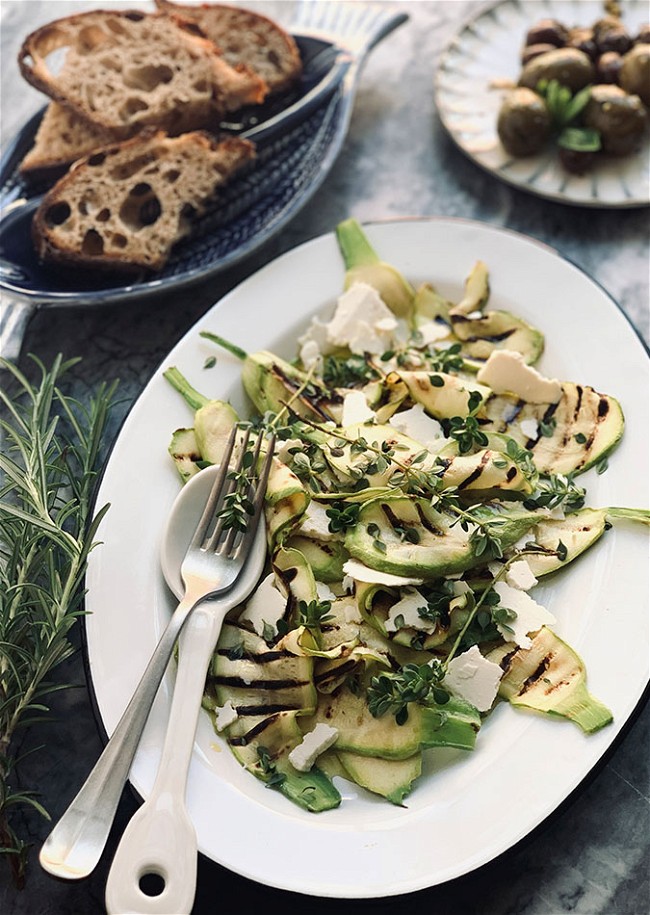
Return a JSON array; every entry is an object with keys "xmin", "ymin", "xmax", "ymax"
[
  {"xmin": 466, "ymin": 310, "xmax": 483, "ymax": 320},
  {"xmin": 275, "ymin": 437, "xmax": 303, "ymax": 464},
  {"xmin": 342, "ymin": 574, "xmax": 355, "ymax": 594},
  {"xmin": 326, "ymin": 282, "xmax": 398, "ymax": 355},
  {"xmin": 296, "ymin": 500, "xmax": 335, "ymax": 541},
  {"xmin": 477, "ymin": 351, "xmax": 562, "ymax": 404},
  {"xmin": 342, "ymin": 599, "xmax": 363, "ymax": 623},
  {"xmin": 519, "ymin": 417, "xmax": 539, "ymax": 440},
  {"xmin": 298, "ymin": 315, "xmax": 334, "ymax": 355},
  {"xmin": 342, "ymin": 390, "xmax": 376, "ymax": 427},
  {"xmin": 384, "ymin": 588, "xmax": 436, "ymax": 633},
  {"xmin": 389, "ymin": 403, "xmax": 446, "ymax": 451},
  {"xmin": 300, "ymin": 339, "xmax": 322, "ymax": 371},
  {"xmin": 215, "ymin": 699, "xmax": 238, "ymax": 732},
  {"xmin": 415, "ymin": 320, "xmax": 450, "ymax": 346},
  {"xmin": 505, "ymin": 559, "xmax": 538, "ymax": 591},
  {"xmin": 239, "ymin": 573, "xmax": 287, "ymax": 636},
  {"xmin": 316, "ymin": 581, "xmax": 337, "ymax": 602},
  {"xmin": 443, "ymin": 645, "xmax": 503, "ymax": 712},
  {"xmin": 489, "ymin": 559, "xmax": 538, "ymax": 591},
  {"xmin": 493, "ymin": 581, "xmax": 556, "ymax": 648},
  {"xmin": 288, "ymin": 723, "xmax": 339, "ymax": 772},
  {"xmin": 342, "ymin": 559, "xmax": 424, "ymax": 587}
]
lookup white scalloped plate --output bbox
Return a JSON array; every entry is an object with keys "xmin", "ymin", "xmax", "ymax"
[
  {"xmin": 435, "ymin": 0, "xmax": 650, "ymax": 207},
  {"xmin": 85, "ymin": 218, "xmax": 649, "ymax": 897}
]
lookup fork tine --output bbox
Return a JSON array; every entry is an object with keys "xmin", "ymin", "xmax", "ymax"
[
  {"xmin": 232, "ymin": 432, "xmax": 276, "ymax": 559},
  {"xmin": 188, "ymin": 424, "xmax": 241, "ymax": 552},
  {"xmin": 219, "ymin": 428, "xmax": 267, "ymax": 556},
  {"xmin": 203, "ymin": 424, "xmax": 254, "ymax": 551}
]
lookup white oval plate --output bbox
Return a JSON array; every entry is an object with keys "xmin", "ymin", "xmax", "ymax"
[
  {"xmin": 85, "ymin": 218, "xmax": 649, "ymax": 898},
  {"xmin": 435, "ymin": 0, "xmax": 650, "ymax": 208}
]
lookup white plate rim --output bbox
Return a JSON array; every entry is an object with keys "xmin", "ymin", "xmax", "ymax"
[
  {"xmin": 434, "ymin": 0, "xmax": 650, "ymax": 209},
  {"xmin": 84, "ymin": 216, "xmax": 649, "ymax": 898}
]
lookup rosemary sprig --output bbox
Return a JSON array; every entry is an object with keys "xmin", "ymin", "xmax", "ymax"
[{"xmin": 0, "ymin": 355, "xmax": 117, "ymax": 887}]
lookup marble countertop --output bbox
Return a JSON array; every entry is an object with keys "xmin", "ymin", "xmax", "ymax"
[{"xmin": 1, "ymin": 1, "xmax": 648, "ymax": 913}]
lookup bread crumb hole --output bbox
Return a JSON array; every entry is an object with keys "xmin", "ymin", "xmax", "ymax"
[
  {"xmin": 119, "ymin": 184, "xmax": 162, "ymax": 229},
  {"xmin": 111, "ymin": 233, "xmax": 128, "ymax": 248},
  {"xmin": 193, "ymin": 80, "xmax": 208, "ymax": 92},
  {"xmin": 88, "ymin": 152, "xmax": 107, "ymax": 167},
  {"xmin": 77, "ymin": 25, "xmax": 110, "ymax": 53},
  {"xmin": 164, "ymin": 169, "xmax": 181, "ymax": 183},
  {"xmin": 109, "ymin": 153, "xmax": 155, "ymax": 180},
  {"xmin": 45, "ymin": 201, "xmax": 72, "ymax": 227},
  {"xmin": 123, "ymin": 64, "xmax": 174, "ymax": 92},
  {"xmin": 82, "ymin": 229, "xmax": 104, "ymax": 256},
  {"xmin": 96, "ymin": 208, "xmax": 111, "ymax": 222},
  {"xmin": 120, "ymin": 98, "xmax": 149, "ymax": 121}
]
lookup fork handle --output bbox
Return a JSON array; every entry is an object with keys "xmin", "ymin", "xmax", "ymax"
[
  {"xmin": 39, "ymin": 593, "xmax": 198, "ymax": 880},
  {"xmin": 104, "ymin": 605, "xmax": 224, "ymax": 915}
]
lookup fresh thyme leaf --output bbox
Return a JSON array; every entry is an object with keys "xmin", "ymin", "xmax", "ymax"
[
  {"xmin": 203, "ymin": 355, "xmax": 217, "ymax": 369},
  {"xmin": 297, "ymin": 599, "xmax": 334, "ymax": 632},
  {"xmin": 367, "ymin": 661, "xmax": 449, "ymax": 724},
  {"xmin": 0, "ymin": 354, "xmax": 117, "ymax": 888}
]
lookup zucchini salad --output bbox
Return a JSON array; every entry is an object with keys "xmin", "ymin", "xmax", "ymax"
[{"xmin": 164, "ymin": 219, "xmax": 648, "ymax": 812}]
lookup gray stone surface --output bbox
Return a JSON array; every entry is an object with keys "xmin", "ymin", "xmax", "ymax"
[{"xmin": 1, "ymin": 1, "xmax": 649, "ymax": 913}]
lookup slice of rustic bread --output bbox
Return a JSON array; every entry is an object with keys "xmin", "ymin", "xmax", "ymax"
[
  {"xmin": 155, "ymin": 0, "xmax": 302, "ymax": 94},
  {"xmin": 19, "ymin": 9, "xmax": 268, "ymax": 140},
  {"xmin": 32, "ymin": 131, "xmax": 255, "ymax": 272},
  {"xmin": 20, "ymin": 102, "xmax": 116, "ymax": 175}
]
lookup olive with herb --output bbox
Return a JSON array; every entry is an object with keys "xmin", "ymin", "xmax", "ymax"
[
  {"xmin": 619, "ymin": 44, "xmax": 650, "ymax": 106},
  {"xmin": 497, "ymin": 87, "xmax": 552, "ymax": 157},
  {"xmin": 583, "ymin": 84, "xmax": 648, "ymax": 155},
  {"xmin": 519, "ymin": 48, "xmax": 596, "ymax": 93}
]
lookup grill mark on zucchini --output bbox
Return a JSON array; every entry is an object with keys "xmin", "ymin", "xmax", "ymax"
[
  {"xmin": 314, "ymin": 659, "xmax": 358, "ymax": 686},
  {"xmin": 214, "ymin": 675, "xmax": 309, "ymax": 690},
  {"xmin": 233, "ymin": 703, "xmax": 304, "ymax": 716},
  {"xmin": 215, "ymin": 648, "xmax": 293, "ymax": 663},
  {"xmin": 573, "ymin": 385, "xmax": 583, "ymax": 419},
  {"xmin": 228, "ymin": 713, "xmax": 281, "ymax": 746},
  {"xmin": 410, "ymin": 503, "xmax": 444, "ymax": 535},
  {"xmin": 457, "ymin": 450, "xmax": 490, "ymax": 490},
  {"xmin": 597, "ymin": 397, "xmax": 610, "ymax": 419},
  {"xmin": 272, "ymin": 364, "xmax": 340, "ymax": 421},
  {"xmin": 520, "ymin": 655, "xmax": 552, "ymax": 693}
]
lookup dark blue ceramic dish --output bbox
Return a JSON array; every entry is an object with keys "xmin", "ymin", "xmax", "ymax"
[{"xmin": 0, "ymin": 1, "xmax": 408, "ymax": 357}]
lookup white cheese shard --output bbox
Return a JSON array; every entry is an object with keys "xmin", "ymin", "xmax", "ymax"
[
  {"xmin": 389, "ymin": 403, "xmax": 447, "ymax": 451},
  {"xmin": 298, "ymin": 316, "xmax": 334, "ymax": 366},
  {"xmin": 215, "ymin": 699, "xmax": 238, "ymax": 732},
  {"xmin": 415, "ymin": 320, "xmax": 450, "ymax": 346},
  {"xmin": 239, "ymin": 572, "xmax": 287, "ymax": 636},
  {"xmin": 288, "ymin": 723, "xmax": 339, "ymax": 772},
  {"xmin": 443, "ymin": 645, "xmax": 503, "ymax": 712},
  {"xmin": 384, "ymin": 588, "xmax": 435, "ymax": 633},
  {"xmin": 296, "ymin": 500, "xmax": 334, "ymax": 541},
  {"xmin": 342, "ymin": 390, "xmax": 376, "ymax": 427},
  {"xmin": 316, "ymin": 580, "xmax": 337, "ymax": 602},
  {"xmin": 477, "ymin": 351, "xmax": 562, "ymax": 404},
  {"xmin": 300, "ymin": 339, "xmax": 322, "ymax": 371},
  {"xmin": 342, "ymin": 559, "xmax": 425, "ymax": 587},
  {"xmin": 275, "ymin": 437, "xmax": 303, "ymax": 464},
  {"xmin": 493, "ymin": 581, "xmax": 556, "ymax": 648},
  {"xmin": 519, "ymin": 417, "xmax": 539, "ymax": 440},
  {"xmin": 488, "ymin": 559, "xmax": 538, "ymax": 591},
  {"xmin": 505, "ymin": 559, "xmax": 539, "ymax": 591},
  {"xmin": 326, "ymin": 282, "xmax": 398, "ymax": 355}
]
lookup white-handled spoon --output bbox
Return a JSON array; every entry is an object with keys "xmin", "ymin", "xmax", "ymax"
[{"xmin": 104, "ymin": 461, "xmax": 268, "ymax": 915}]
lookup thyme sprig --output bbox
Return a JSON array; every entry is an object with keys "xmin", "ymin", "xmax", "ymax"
[
  {"xmin": 0, "ymin": 355, "xmax": 117, "ymax": 887},
  {"xmin": 367, "ymin": 660, "xmax": 449, "ymax": 724}
]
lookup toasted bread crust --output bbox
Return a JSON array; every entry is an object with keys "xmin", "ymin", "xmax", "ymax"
[
  {"xmin": 19, "ymin": 9, "xmax": 267, "ymax": 139},
  {"xmin": 32, "ymin": 131, "xmax": 255, "ymax": 272},
  {"xmin": 155, "ymin": 0, "xmax": 302, "ymax": 93}
]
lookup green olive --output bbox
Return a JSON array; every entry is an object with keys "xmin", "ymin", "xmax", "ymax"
[
  {"xmin": 619, "ymin": 44, "xmax": 650, "ymax": 105},
  {"xmin": 497, "ymin": 87, "xmax": 552, "ymax": 157},
  {"xmin": 519, "ymin": 48, "xmax": 596, "ymax": 92},
  {"xmin": 583, "ymin": 84, "xmax": 648, "ymax": 155}
]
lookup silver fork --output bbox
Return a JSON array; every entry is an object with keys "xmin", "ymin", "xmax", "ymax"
[{"xmin": 40, "ymin": 424, "xmax": 274, "ymax": 885}]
